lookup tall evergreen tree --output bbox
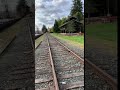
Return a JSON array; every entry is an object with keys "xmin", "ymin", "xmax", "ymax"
[
  {"xmin": 70, "ymin": 0, "xmax": 83, "ymax": 15},
  {"xmin": 42, "ymin": 25, "xmax": 47, "ymax": 33},
  {"xmin": 16, "ymin": 0, "xmax": 30, "ymax": 17},
  {"xmin": 53, "ymin": 20, "xmax": 60, "ymax": 33},
  {"xmin": 74, "ymin": 12, "xmax": 83, "ymax": 21},
  {"xmin": 57, "ymin": 17, "xmax": 67, "ymax": 27}
]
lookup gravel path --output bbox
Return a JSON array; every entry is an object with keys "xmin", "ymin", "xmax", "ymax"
[
  {"xmin": 85, "ymin": 65, "xmax": 113, "ymax": 90},
  {"xmin": 85, "ymin": 46, "xmax": 117, "ymax": 79},
  {"xmin": 48, "ymin": 34, "xmax": 84, "ymax": 90},
  {"xmin": 35, "ymin": 36, "xmax": 55, "ymax": 90},
  {"xmin": 51, "ymin": 34, "xmax": 84, "ymax": 59}
]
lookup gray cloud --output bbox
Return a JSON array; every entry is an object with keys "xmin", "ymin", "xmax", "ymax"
[
  {"xmin": 35, "ymin": 0, "xmax": 72, "ymax": 30},
  {"xmin": 35, "ymin": 0, "xmax": 84, "ymax": 30}
]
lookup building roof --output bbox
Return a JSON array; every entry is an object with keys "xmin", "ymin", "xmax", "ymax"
[{"xmin": 59, "ymin": 19, "xmax": 82, "ymax": 28}]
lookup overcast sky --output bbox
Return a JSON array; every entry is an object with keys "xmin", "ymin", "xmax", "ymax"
[{"xmin": 35, "ymin": 0, "xmax": 84, "ymax": 31}]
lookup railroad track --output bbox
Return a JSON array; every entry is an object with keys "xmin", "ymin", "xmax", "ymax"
[
  {"xmin": 85, "ymin": 59, "xmax": 117, "ymax": 90},
  {"xmin": 35, "ymin": 33, "xmax": 84, "ymax": 90},
  {"xmin": 35, "ymin": 33, "xmax": 117, "ymax": 90},
  {"xmin": 35, "ymin": 36, "xmax": 55, "ymax": 90},
  {"xmin": 85, "ymin": 47, "xmax": 117, "ymax": 79},
  {"xmin": 49, "ymin": 34, "xmax": 117, "ymax": 90}
]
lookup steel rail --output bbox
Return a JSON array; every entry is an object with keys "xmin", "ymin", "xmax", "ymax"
[
  {"xmin": 35, "ymin": 41, "xmax": 42, "ymax": 50},
  {"xmin": 50, "ymin": 35, "xmax": 84, "ymax": 64},
  {"xmin": 46, "ymin": 34, "xmax": 60, "ymax": 90},
  {"xmin": 35, "ymin": 35, "xmax": 44, "ymax": 50},
  {"xmin": 50, "ymin": 34, "xmax": 117, "ymax": 90},
  {"xmin": 0, "ymin": 35, "xmax": 16, "ymax": 55},
  {"xmin": 85, "ymin": 58, "xmax": 117, "ymax": 90}
]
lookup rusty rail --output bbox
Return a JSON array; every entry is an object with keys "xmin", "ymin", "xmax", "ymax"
[
  {"xmin": 50, "ymin": 34, "xmax": 117, "ymax": 90},
  {"xmin": 50, "ymin": 34, "xmax": 84, "ymax": 64},
  {"xmin": 46, "ymin": 34, "xmax": 60, "ymax": 90},
  {"xmin": 85, "ymin": 59, "xmax": 117, "ymax": 90}
]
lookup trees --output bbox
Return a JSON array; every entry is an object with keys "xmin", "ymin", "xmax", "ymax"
[
  {"xmin": 70, "ymin": 0, "xmax": 83, "ymax": 16},
  {"xmin": 42, "ymin": 25, "xmax": 47, "ymax": 33},
  {"xmin": 74, "ymin": 12, "xmax": 83, "ymax": 21},
  {"xmin": 16, "ymin": 0, "xmax": 30, "ymax": 17},
  {"xmin": 67, "ymin": 21, "xmax": 76, "ymax": 33},
  {"xmin": 53, "ymin": 20, "xmax": 60, "ymax": 33},
  {"xmin": 57, "ymin": 17, "xmax": 67, "ymax": 27},
  {"xmin": 70, "ymin": 0, "xmax": 83, "ymax": 20}
]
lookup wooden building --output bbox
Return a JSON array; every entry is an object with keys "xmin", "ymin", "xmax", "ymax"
[{"xmin": 59, "ymin": 16, "xmax": 83, "ymax": 33}]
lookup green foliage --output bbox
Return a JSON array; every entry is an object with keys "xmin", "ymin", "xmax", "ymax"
[
  {"xmin": 67, "ymin": 21, "xmax": 76, "ymax": 33},
  {"xmin": 57, "ymin": 19, "xmax": 62, "ymax": 26},
  {"xmin": 42, "ymin": 25, "xmax": 47, "ymax": 33},
  {"xmin": 53, "ymin": 20, "xmax": 60, "ymax": 33},
  {"xmin": 85, "ymin": 22, "xmax": 117, "ymax": 55},
  {"xmin": 73, "ymin": 12, "xmax": 83, "ymax": 21},
  {"xmin": 16, "ymin": 0, "xmax": 30, "ymax": 17},
  {"xmin": 81, "ymin": 24, "xmax": 84, "ymax": 33},
  {"xmin": 57, "ymin": 17, "xmax": 67, "ymax": 27},
  {"xmin": 49, "ymin": 27, "xmax": 54, "ymax": 33},
  {"xmin": 86, "ymin": 22, "xmax": 117, "ymax": 42},
  {"xmin": 70, "ymin": 0, "xmax": 83, "ymax": 16}
]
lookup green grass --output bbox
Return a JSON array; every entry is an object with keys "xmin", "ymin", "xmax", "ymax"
[
  {"xmin": 86, "ymin": 22, "xmax": 117, "ymax": 42},
  {"xmin": 51, "ymin": 33, "xmax": 84, "ymax": 47},
  {"xmin": 0, "ymin": 18, "xmax": 26, "ymax": 54},
  {"xmin": 85, "ymin": 22, "xmax": 117, "ymax": 55},
  {"xmin": 35, "ymin": 35, "xmax": 44, "ymax": 48}
]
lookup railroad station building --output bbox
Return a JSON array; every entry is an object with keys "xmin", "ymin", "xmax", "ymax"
[{"xmin": 59, "ymin": 16, "xmax": 84, "ymax": 33}]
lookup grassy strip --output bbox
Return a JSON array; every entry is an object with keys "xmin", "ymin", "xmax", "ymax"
[
  {"xmin": 35, "ymin": 35, "xmax": 44, "ymax": 49},
  {"xmin": 0, "ymin": 18, "xmax": 26, "ymax": 53},
  {"xmin": 86, "ymin": 22, "xmax": 117, "ymax": 42},
  {"xmin": 51, "ymin": 33, "xmax": 84, "ymax": 48},
  {"xmin": 85, "ymin": 22, "xmax": 117, "ymax": 55}
]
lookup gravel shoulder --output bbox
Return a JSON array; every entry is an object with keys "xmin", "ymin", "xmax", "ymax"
[
  {"xmin": 85, "ymin": 45, "xmax": 117, "ymax": 79},
  {"xmin": 35, "ymin": 35, "xmax": 44, "ymax": 49},
  {"xmin": 50, "ymin": 34, "xmax": 84, "ymax": 59},
  {"xmin": 85, "ymin": 65, "xmax": 113, "ymax": 90}
]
